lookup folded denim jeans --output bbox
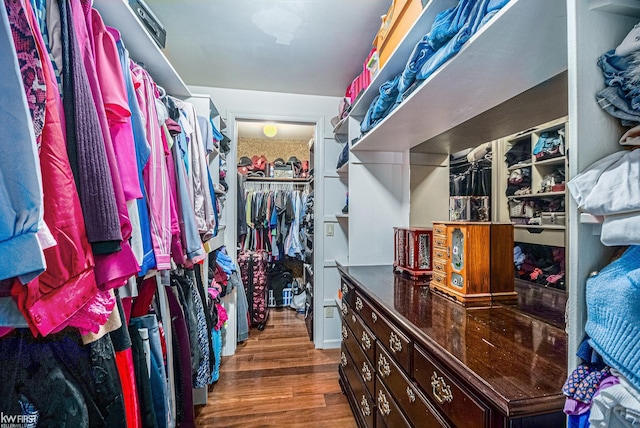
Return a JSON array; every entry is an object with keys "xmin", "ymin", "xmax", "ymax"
[
  {"xmin": 417, "ymin": 0, "xmax": 493, "ymax": 81},
  {"xmin": 360, "ymin": 75, "xmax": 400, "ymax": 133}
]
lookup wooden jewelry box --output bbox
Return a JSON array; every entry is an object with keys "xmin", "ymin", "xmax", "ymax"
[{"xmin": 430, "ymin": 221, "xmax": 517, "ymax": 306}]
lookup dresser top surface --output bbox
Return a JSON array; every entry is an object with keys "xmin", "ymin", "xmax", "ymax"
[{"xmin": 339, "ymin": 265, "xmax": 567, "ymax": 414}]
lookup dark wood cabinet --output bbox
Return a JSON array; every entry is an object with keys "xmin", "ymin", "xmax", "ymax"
[{"xmin": 338, "ymin": 265, "xmax": 567, "ymax": 428}]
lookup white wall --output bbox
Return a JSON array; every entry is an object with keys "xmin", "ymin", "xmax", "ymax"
[{"xmin": 189, "ymin": 85, "xmax": 342, "ymax": 349}]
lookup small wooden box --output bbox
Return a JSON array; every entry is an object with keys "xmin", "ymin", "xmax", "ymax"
[
  {"xmin": 394, "ymin": 227, "xmax": 433, "ymax": 279},
  {"xmin": 430, "ymin": 222, "xmax": 517, "ymax": 306}
]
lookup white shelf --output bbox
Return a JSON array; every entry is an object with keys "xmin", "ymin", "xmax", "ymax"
[
  {"xmin": 507, "ymin": 162, "xmax": 533, "ymax": 171},
  {"xmin": 589, "ymin": 0, "xmax": 640, "ymax": 17},
  {"xmin": 324, "ymin": 215, "xmax": 338, "ymax": 222},
  {"xmin": 514, "ymin": 224, "xmax": 566, "ymax": 230},
  {"xmin": 94, "ymin": 0, "xmax": 192, "ymax": 98},
  {"xmin": 580, "ymin": 213, "xmax": 604, "ymax": 224},
  {"xmin": 351, "ymin": 0, "xmax": 567, "ymax": 152},
  {"xmin": 203, "ymin": 225, "xmax": 226, "ymax": 253},
  {"xmin": 507, "ymin": 192, "xmax": 565, "ymax": 199},
  {"xmin": 333, "ymin": 117, "xmax": 348, "ymax": 136},
  {"xmin": 533, "ymin": 156, "xmax": 566, "ymax": 167},
  {"xmin": 336, "ymin": 162, "xmax": 349, "ymax": 175},
  {"xmin": 335, "ymin": 213, "xmax": 349, "ymax": 220}
]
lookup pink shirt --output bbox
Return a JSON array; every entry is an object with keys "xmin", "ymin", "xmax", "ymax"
[
  {"xmin": 131, "ymin": 64, "xmax": 172, "ymax": 270},
  {"xmin": 91, "ymin": 8, "xmax": 142, "ymax": 201}
]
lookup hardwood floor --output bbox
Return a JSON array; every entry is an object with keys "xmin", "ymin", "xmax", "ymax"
[{"xmin": 195, "ymin": 308, "xmax": 357, "ymax": 427}]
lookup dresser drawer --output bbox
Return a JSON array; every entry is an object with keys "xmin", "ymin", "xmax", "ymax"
[
  {"xmin": 376, "ymin": 376, "xmax": 411, "ymax": 428},
  {"xmin": 433, "ymin": 258, "xmax": 447, "ymax": 274},
  {"xmin": 343, "ymin": 323, "xmax": 375, "ymax": 397},
  {"xmin": 433, "ymin": 247, "xmax": 448, "ymax": 260},
  {"xmin": 433, "ymin": 223, "xmax": 447, "ymax": 235},
  {"xmin": 341, "ymin": 277, "xmax": 355, "ymax": 309},
  {"xmin": 341, "ymin": 345, "xmax": 375, "ymax": 428},
  {"xmin": 355, "ymin": 291, "xmax": 411, "ymax": 372},
  {"xmin": 376, "ymin": 343, "xmax": 447, "ymax": 428},
  {"xmin": 433, "ymin": 235, "xmax": 447, "ymax": 248},
  {"xmin": 431, "ymin": 271, "xmax": 447, "ymax": 288},
  {"xmin": 343, "ymin": 306, "xmax": 376, "ymax": 363},
  {"xmin": 413, "ymin": 345, "xmax": 488, "ymax": 428}
]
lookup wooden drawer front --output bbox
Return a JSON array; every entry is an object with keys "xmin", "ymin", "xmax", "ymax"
[
  {"xmin": 433, "ymin": 223, "xmax": 447, "ymax": 236},
  {"xmin": 341, "ymin": 277, "xmax": 355, "ymax": 309},
  {"xmin": 433, "ymin": 247, "xmax": 447, "ymax": 261},
  {"xmin": 434, "ymin": 235, "xmax": 447, "ymax": 248},
  {"xmin": 355, "ymin": 291, "xmax": 411, "ymax": 372},
  {"xmin": 433, "ymin": 258, "xmax": 447, "ymax": 274},
  {"xmin": 343, "ymin": 323, "xmax": 375, "ymax": 397},
  {"xmin": 342, "ymin": 345, "xmax": 375, "ymax": 428},
  {"xmin": 343, "ymin": 299, "xmax": 358, "ymax": 336},
  {"xmin": 376, "ymin": 343, "xmax": 446, "ymax": 428},
  {"xmin": 431, "ymin": 271, "xmax": 447, "ymax": 287},
  {"xmin": 344, "ymin": 306, "xmax": 376, "ymax": 363},
  {"xmin": 413, "ymin": 345, "xmax": 488, "ymax": 428},
  {"xmin": 375, "ymin": 376, "xmax": 411, "ymax": 428}
]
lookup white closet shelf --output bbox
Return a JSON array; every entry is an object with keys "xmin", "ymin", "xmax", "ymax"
[
  {"xmin": 589, "ymin": 0, "xmax": 640, "ymax": 17},
  {"xmin": 336, "ymin": 162, "xmax": 349, "ymax": 175},
  {"xmin": 333, "ymin": 117, "xmax": 348, "ymax": 137},
  {"xmin": 507, "ymin": 191, "xmax": 565, "ymax": 199},
  {"xmin": 94, "ymin": 0, "xmax": 192, "ymax": 98},
  {"xmin": 203, "ymin": 226, "xmax": 226, "ymax": 253},
  {"xmin": 580, "ymin": 213, "xmax": 604, "ymax": 224},
  {"xmin": 335, "ymin": 213, "xmax": 349, "ymax": 220},
  {"xmin": 351, "ymin": 0, "xmax": 567, "ymax": 153},
  {"xmin": 514, "ymin": 224, "xmax": 566, "ymax": 230}
]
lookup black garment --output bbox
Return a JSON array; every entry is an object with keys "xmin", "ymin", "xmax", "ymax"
[
  {"xmin": 0, "ymin": 330, "xmax": 125, "ymax": 428},
  {"xmin": 166, "ymin": 286, "xmax": 196, "ymax": 428},
  {"xmin": 171, "ymin": 270, "xmax": 201, "ymax": 377},
  {"xmin": 109, "ymin": 291, "xmax": 132, "ymax": 352},
  {"xmin": 129, "ymin": 326, "xmax": 158, "ymax": 428},
  {"xmin": 237, "ymin": 173, "xmax": 247, "ymax": 237}
]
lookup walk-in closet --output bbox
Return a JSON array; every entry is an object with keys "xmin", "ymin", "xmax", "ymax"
[{"xmin": 3, "ymin": 0, "xmax": 640, "ymax": 426}]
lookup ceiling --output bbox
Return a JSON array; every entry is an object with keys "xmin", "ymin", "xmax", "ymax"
[
  {"xmin": 145, "ymin": 0, "xmax": 391, "ymax": 97},
  {"xmin": 237, "ymin": 121, "xmax": 315, "ymax": 140}
]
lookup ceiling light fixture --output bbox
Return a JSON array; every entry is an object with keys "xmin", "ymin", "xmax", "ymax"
[{"xmin": 263, "ymin": 124, "xmax": 278, "ymax": 138}]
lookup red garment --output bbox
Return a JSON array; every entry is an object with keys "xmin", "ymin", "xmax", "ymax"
[
  {"xmin": 12, "ymin": 0, "xmax": 99, "ymax": 337},
  {"xmin": 130, "ymin": 277, "xmax": 157, "ymax": 319},
  {"xmin": 115, "ymin": 348, "xmax": 142, "ymax": 428}
]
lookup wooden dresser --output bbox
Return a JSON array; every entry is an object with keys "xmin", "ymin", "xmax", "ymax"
[{"xmin": 337, "ymin": 265, "xmax": 567, "ymax": 428}]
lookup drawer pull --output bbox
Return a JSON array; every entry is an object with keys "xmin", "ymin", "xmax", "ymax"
[
  {"xmin": 341, "ymin": 304, "xmax": 348, "ymax": 316},
  {"xmin": 378, "ymin": 354, "xmax": 390, "ymax": 378},
  {"xmin": 361, "ymin": 362, "xmax": 372, "ymax": 382},
  {"xmin": 342, "ymin": 325, "xmax": 348, "ymax": 340},
  {"xmin": 431, "ymin": 372, "xmax": 453, "ymax": 404},
  {"xmin": 355, "ymin": 297, "xmax": 363, "ymax": 311},
  {"xmin": 342, "ymin": 283, "xmax": 348, "ymax": 296},
  {"xmin": 407, "ymin": 387, "xmax": 416, "ymax": 403},
  {"xmin": 389, "ymin": 332, "xmax": 403, "ymax": 353},
  {"xmin": 340, "ymin": 352, "xmax": 347, "ymax": 367},
  {"xmin": 371, "ymin": 312, "xmax": 378, "ymax": 323},
  {"xmin": 378, "ymin": 390, "xmax": 391, "ymax": 416},
  {"xmin": 360, "ymin": 395, "xmax": 371, "ymax": 417},
  {"xmin": 361, "ymin": 331, "xmax": 371, "ymax": 350}
]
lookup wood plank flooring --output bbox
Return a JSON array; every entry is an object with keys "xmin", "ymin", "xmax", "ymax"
[{"xmin": 195, "ymin": 308, "xmax": 357, "ymax": 427}]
